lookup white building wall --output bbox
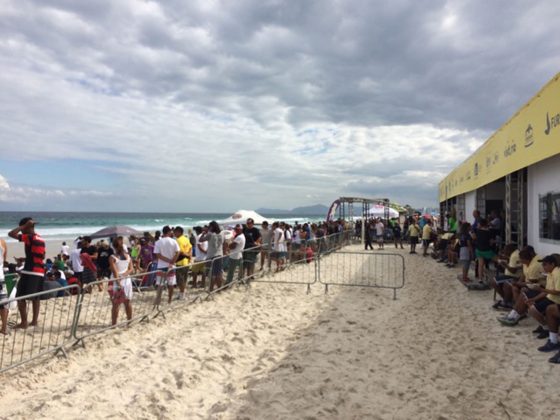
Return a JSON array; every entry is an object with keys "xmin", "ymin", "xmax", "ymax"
[
  {"xmin": 464, "ymin": 191, "xmax": 476, "ymax": 223},
  {"xmin": 527, "ymin": 153, "xmax": 560, "ymax": 255}
]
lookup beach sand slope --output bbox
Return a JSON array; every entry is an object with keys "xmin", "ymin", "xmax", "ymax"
[{"xmin": 0, "ymin": 246, "xmax": 557, "ymax": 419}]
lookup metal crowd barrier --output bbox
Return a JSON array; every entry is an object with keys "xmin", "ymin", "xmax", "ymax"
[
  {"xmin": 0, "ymin": 284, "xmax": 81, "ymax": 373},
  {"xmin": 72, "ymin": 274, "xmax": 157, "ymax": 347},
  {"xmin": 252, "ymin": 254, "xmax": 318, "ymax": 293},
  {"xmin": 0, "ymin": 229, "xmax": 406, "ymax": 373},
  {"xmin": 317, "ymin": 251, "xmax": 406, "ymax": 299}
]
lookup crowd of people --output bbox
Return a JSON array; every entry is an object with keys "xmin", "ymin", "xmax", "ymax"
[
  {"xmin": 5, "ymin": 211, "xmax": 559, "ymax": 365},
  {"xmin": 428, "ymin": 209, "xmax": 560, "ymax": 364},
  {"xmin": 357, "ymin": 215, "xmax": 436, "ymax": 256},
  {"xmin": 0, "ymin": 217, "xmax": 349, "ymax": 332}
]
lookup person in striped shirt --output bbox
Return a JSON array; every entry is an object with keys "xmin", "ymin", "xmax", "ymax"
[{"xmin": 8, "ymin": 217, "xmax": 45, "ymax": 329}]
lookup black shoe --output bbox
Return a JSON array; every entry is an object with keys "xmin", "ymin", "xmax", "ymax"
[
  {"xmin": 492, "ymin": 300, "xmax": 508, "ymax": 310},
  {"xmin": 548, "ymin": 351, "xmax": 560, "ymax": 364},
  {"xmin": 533, "ymin": 325, "xmax": 546, "ymax": 334},
  {"xmin": 537, "ymin": 330, "xmax": 550, "ymax": 339},
  {"xmin": 538, "ymin": 340, "xmax": 560, "ymax": 352}
]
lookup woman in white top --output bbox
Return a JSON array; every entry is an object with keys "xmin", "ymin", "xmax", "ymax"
[
  {"xmin": 109, "ymin": 237, "xmax": 133, "ymax": 326},
  {"xmin": 0, "ymin": 238, "xmax": 8, "ymax": 334}
]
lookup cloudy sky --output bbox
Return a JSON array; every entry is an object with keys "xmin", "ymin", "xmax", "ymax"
[{"xmin": 1, "ymin": 0, "xmax": 559, "ymax": 212}]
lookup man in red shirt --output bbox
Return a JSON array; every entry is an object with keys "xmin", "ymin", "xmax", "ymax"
[{"xmin": 8, "ymin": 217, "xmax": 45, "ymax": 329}]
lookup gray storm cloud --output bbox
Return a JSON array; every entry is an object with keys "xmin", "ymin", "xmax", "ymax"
[{"xmin": 0, "ymin": 0, "xmax": 559, "ymax": 211}]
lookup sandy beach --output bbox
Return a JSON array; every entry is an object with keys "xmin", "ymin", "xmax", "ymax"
[{"xmin": 0, "ymin": 245, "xmax": 558, "ymax": 419}]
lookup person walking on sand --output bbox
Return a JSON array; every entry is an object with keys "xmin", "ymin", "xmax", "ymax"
[
  {"xmin": 0, "ymin": 237, "xmax": 8, "ymax": 334},
  {"xmin": 8, "ymin": 217, "xmax": 45, "ymax": 329}
]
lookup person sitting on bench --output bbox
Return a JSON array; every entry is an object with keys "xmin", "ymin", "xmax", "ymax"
[
  {"xmin": 497, "ymin": 247, "xmax": 544, "ymax": 326},
  {"xmin": 491, "ymin": 244, "xmax": 522, "ymax": 310}
]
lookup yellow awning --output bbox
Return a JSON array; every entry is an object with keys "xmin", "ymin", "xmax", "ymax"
[{"xmin": 439, "ymin": 72, "xmax": 560, "ymax": 202}]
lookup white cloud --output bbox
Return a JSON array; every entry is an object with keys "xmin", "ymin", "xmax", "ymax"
[
  {"xmin": 0, "ymin": 174, "xmax": 114, "ymax": 205},
  {"xmin": 0, "ymin": 0, "xmax": 558, "ymax": 211}
]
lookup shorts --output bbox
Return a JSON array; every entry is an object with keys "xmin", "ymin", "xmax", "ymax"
[
  {"xmin": 422, "ymin": 239, "xmax": 430, "ymax": 247},
  {"xmin": 243, "ymin": 250, "xmax": 259, "ymax": 266},
  {"xmin": 495, "ymin": 274, "xmax": 515, "ymax": 284},
  {"xmin": 81, "ymin": 268, "xmax": 97, "ymax": 285},
  {"xmin": 175, "ymin": 266, "xmax": 189, "ymax": 285},
  {"xmin": 98, "ymin": 267, "xmax": 112, "ymax": 279},
  {"xmin": 16, "ymin": 273, "xmax": 44, "ymax": 298},
  {"xmin": 475, "ymin": 249, "xmax": 496, "ymax": 260},
  {"xmin": 524, "ymin": 289, "xmax": 540, "ymax": 299},
  {"xmin": 0, "ymin": 280, "xmax": 7, "ymax": 309},
  {"xmin": 156, "ymin": 267, "xmax": 177, "ymax": 287},
  {"xmin": 534, "ymin": 298, "xmax": 555, "ymax": 315},
  {"xmin": 410, "ymin": 236, "xmax": 418, "ymax": 245},
  {"xmin": 459, "ymin": 247, "xmax": 470, "ymax": 261},
  {"xmin": 271, "ymin": 251, "xmax": 287, "ymax": 260},
  {"xmin": 207, "ymin": 258, "xmax": 223, "ymax": 276},
  {"xmin": 191, "ymin": 261, "xmax": 206, "ymax": 274}
]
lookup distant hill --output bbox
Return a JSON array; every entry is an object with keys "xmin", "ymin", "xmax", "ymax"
[{"xmin": 256, "ymin": 204, "xmax": 329, "ymax": 216}]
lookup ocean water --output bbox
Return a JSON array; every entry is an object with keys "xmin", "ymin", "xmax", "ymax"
[{"xmin": 0, "ymin": 211, "xmax": 325, "ymax": 242}]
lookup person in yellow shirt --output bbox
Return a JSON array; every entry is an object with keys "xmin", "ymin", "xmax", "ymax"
[
  {"xmin": 525, "ymin": 255, "xmax": 560, "ymax": 353},
  {"xmin": 542, "ymin": 255, "xmax": 560, "ymax": 362},
  {"xmin": 498, "ymin": 246, "xmax": 544, "ymax": 326},
  {"xmin": 491, "ymin": 244, "xmax": 522, "ymax": 310},
  {"xmin": 407, "ymin": 218, "xmax": 420, "ymax": 254},
  {"xmin": 174, "ymin": 226, "xmax": 192, "ymax": 300},
  {"xmin": 421, "ymin": 220, "xmax": 433, "ymax": 257}
]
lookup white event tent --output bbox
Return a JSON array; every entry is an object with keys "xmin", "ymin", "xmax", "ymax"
[
  {"xmin": 367, "ymin": 205, "xmax": 399, "ymax": 218},
  {"xmin": 218, "ymin": 210, "xmax": 268, "ymax": 226}
]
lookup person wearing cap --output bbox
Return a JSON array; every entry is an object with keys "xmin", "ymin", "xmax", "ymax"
[
  {"xmin": 526, "ymin": 255, "xmax": 560, "ymax": 353},
  {"xmin": 8, "ymin": 217, "xmax": 45, "ymax": 329}
]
